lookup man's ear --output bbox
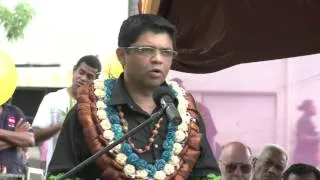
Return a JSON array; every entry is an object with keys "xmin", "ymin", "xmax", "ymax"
[
  {"xmin": 116, "ymin": 48, "xmax": 126, "ymax": 68},
  {"xmin": 218, "ymin": 161, "xmax": 223, "ymax": 170}
]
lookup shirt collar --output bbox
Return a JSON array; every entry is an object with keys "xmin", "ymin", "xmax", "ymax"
[
  {"xmin": 109, "ymin": 74, "xmax": 132, "ymax": 106},
  {"xmin": 109, "ymin": 73, "xmax": 170, "ymax": 106}
]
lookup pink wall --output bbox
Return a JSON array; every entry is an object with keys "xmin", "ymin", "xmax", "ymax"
[{"xmin": 168, "ymin": 53, "xmax": 320, "ymax": 167}]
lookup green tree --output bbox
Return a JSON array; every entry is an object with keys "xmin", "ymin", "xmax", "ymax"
[{"xmin": 0, "ymin": 2, "xmax": 35, "ymax": 41}]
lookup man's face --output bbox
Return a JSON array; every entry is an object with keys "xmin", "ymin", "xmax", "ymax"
[
  {"xmin": 287, "ymin": 173, "xmax": 317, "ymax": 180},
  {"xmin": 117, "ymin": 31, "xmax": 174, "ymax": 89},
  {"xmin": 72, "ymin": 62, "xmax": 98, "ymax": 89},
  {"xmin": 253, "ymin": 149, "xmax": 287, "ymax": 180},
  {"xmin": 219, "ymin": 149, "xmax": 252, "ymax": 180}
]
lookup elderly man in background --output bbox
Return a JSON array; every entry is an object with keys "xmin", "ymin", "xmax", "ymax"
[
  {"xmin": 251, "ymin": 144, "xmax": 288, "ymax": 180},
  {"xmin": 219, "ymin": 141, "xmax": 252, "ymax": 180}
]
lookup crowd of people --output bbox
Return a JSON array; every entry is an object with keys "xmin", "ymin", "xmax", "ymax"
[
  {"xmin": 218, "ymin": 141, "xmax": 320, "ymax": 180},
  {"xmin": 0, "ymin": 14, "xmax": 319, "ymax": 180}
]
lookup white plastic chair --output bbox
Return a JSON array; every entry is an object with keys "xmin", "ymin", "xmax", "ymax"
[{"xmin": 26, "ymin": 167, "xmax": 44, "ymax": 180}]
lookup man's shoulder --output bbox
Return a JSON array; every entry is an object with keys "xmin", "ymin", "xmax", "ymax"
[
  {"xmin": 4, "ymin": 104, "xmax": 19, "ymax": 111},
  {"xmin": 43, "ymin": 88, "xmax": 69, "ymax": 101},
  {"xmin": 2, "ymin": 104, "xmax": 25, "ymax": 124},
  {"xmin": 3, "ymin": 104, "xmax": 23, "ymax": 115},
  {"xmin": 35, "ymin": 88, "xmax": 69, "ymax": 115},
  {"xmin": 47, "ymin": 88, "xmax": 68, "ymax": 97}
]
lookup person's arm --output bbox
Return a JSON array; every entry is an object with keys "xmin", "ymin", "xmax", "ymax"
[
  {"xmin": 32, "ymin": 93, "xmax": 62, "ymax": 143},
  {"xmin": 33, "ymin": 122, "xmax": 63, "ymax": 142},
  {"xmin": 0, "ymin": 128, "xmax": 34, "ymax": 147},
  {"xmin": 0, "ymin": 105, "xmax": 34, "ymax": 149},
  {"xmin": 188, "ymin": 115, "xmax": 221, "ymax": 179},
  {"xmin": 0, "ymin": 140, "xmax": 13, "ymax": 150},
  {"xmin": 47, "ymin": 106, "xmax": 92, "ymax": 179},
  {"xmin": 186, "ymin": 94, "xmax": 220, "ymax": 179}
]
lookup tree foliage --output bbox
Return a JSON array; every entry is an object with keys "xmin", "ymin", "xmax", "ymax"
[{"xmin": 0, "ymin": 2, "xmax": 35, "ymax": 41}]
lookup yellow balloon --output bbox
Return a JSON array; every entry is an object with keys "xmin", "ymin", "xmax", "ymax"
[
  {"xmin": 0, "ymin": 50, "xmax": 17, "ymax": 105},
  {"xmin": 103, "ymin": 54, "xmax": 123, "ymax": 78}
]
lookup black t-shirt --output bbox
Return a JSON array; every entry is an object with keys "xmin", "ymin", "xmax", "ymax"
[
  {"xmin": 0, "ymin": 104, "xmax": 25, "ymax": 174},
  {"xmin": 48, "ymin": 77, "xmax": 220, "ymax": 179}
]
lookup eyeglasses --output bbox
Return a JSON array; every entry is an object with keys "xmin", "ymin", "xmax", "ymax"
[
  {"xmin": 222, "ymin": 163, "xmax": 251, "ymax": 174},
  {"xmin": 122, "ymin": 46, "xmax": 178, "ymax": 59}
]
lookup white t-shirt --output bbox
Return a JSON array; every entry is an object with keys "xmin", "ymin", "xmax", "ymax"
[{"xmin": 32, "ymin": 88, "xmax": 76, "ymax": 169}]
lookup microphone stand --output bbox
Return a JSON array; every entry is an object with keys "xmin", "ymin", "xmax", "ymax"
[{"xmin": 59, "ymin": 108, "xmax": 165, "ymax": 180}]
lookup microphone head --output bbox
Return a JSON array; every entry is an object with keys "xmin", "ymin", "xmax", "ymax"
[{"xmin": 153, "ymin": 86, "xmax": 176, "ymax": 106}]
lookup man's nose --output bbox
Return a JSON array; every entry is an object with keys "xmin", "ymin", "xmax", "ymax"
[
  {"xmin": 151, "ymin": 50, "xmax": 164, "ymax": 63},
  {"xmin": 79, "ymin": 74, "xmax": 88, "ymax": 82},
  {"xmin": 233, "ymin": 167, "xmax": 243, "ymax": 176},
  {"xmin": 267, "ymin": 165, "xmax": 279, "ymax": 175}
]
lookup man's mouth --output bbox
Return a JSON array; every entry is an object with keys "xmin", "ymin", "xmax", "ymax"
[
  {"xmin": 149, "ymin": 69, "xmax": 163, "ymax": 78},
  {"xmin": 150, "ymin": 68, "xmax": 163, "ymax": 74},
  {"xmin": 76, "ymin": 82, "xmax": 85, "ymax": 87}
]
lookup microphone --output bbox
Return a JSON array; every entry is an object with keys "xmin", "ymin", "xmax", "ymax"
[{"xmin": 153, "ymin": 87, "xmax": 182, "ymax": 125}]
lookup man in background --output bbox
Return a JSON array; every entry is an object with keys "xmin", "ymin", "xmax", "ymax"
[
  {"xmin": 219, "ymin": 141, "xmax": 252, "ymax": 180},
  {"xmin": 252, "ymin": 144, "xmax": 288, "ymax": 180},
  {"xmin": 293, "ymin": 99, "xmax": 320, "ymax": 166},
  {"xmin": 32, "ymin": 55, "xmax": 101, "ymax": 170},
  {"xmin": 283, "ymin": 163, "xmax": 320, "ymax": 180}
]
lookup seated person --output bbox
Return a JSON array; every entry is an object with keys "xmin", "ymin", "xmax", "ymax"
[
  {"xmin": 283, "ymin": 163, "xmax": 320, "ymax": 180},
  {"xmin": 252, "ymin": 144, "xmax": 288, "ymax": 180}
]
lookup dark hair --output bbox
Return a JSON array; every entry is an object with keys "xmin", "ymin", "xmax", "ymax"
[
  {"xmin": 283, "ymin": 163, "xmax": 320, "ymax": 180},
  {"xmin": 4, "ymin": 98, "xmax": 12, "ymax": 105},
  {"xmin": 73, "ymin": 55, "xmax": 102, "ymax": 73},
  {"xmin": 118, "ymin": 14, "xmax": 177, "ymax": 48}
]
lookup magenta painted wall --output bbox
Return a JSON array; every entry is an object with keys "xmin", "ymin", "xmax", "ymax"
[{"xmin": 168, "ymin": 53, "xmax": 320, "ymax": 168}]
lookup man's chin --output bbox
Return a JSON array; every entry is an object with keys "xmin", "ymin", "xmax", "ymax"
[
  {"xmin": 230, "ymin": 176, "xmax": 248, "ymax": 180},
  {"xmin": 261, "ymin": 175, "xmax": 275, "ymax": 180},
  {"xmin": 147, "ymin": 79, "xmax": 165, "ymax": 87}
]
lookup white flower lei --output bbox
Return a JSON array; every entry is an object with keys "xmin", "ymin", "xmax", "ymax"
[{"xmin": 93, "ymin": 77, "xmax": 192, "ymax": 179}]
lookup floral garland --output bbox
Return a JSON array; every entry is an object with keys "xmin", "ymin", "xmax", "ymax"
[{"xmin": 93, "ymin": 77, "xmax": 192, "ymax": 180}]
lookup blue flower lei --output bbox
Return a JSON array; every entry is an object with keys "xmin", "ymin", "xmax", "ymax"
[{"xmin": 104, "ymin": 78, "xmax": 178, "ymax": 177}]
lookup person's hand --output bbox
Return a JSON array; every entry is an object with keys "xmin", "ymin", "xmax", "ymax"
[
  {"xmin": 0, "ymin": 164, "xmax": 7, "ymax": 174},
  {"xmin": 22, "ymin": 148, "xmax": 29, "ymax": 162},
  {"xmin": 15, "ymin": 120, "xmax": 31, "ymax": 132}
]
